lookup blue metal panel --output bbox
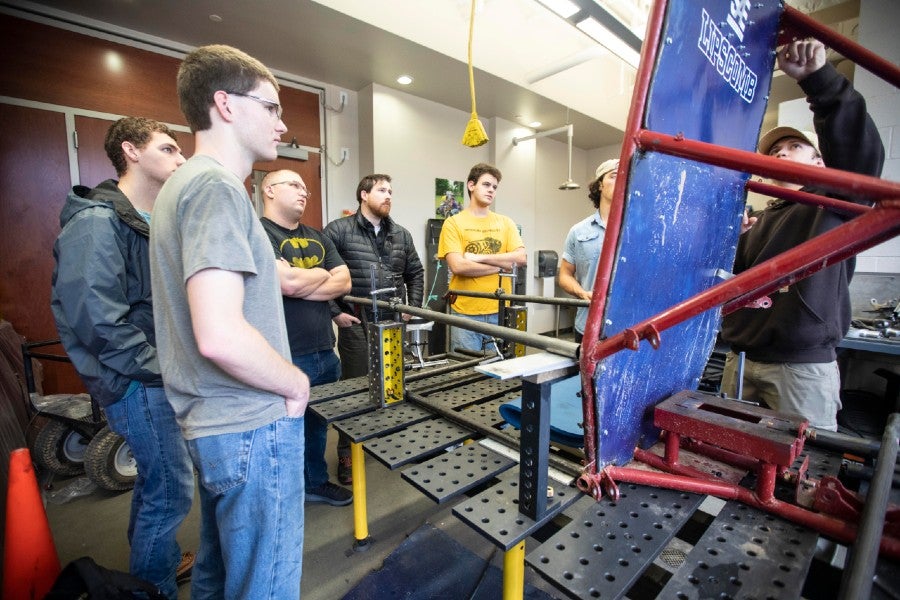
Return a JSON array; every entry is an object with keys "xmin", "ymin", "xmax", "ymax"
[
  {"xmin": 592, "ymin": 0, "xmax": 783, "ymax": 467},
  {"xmin": 648, "ymin": 0, "xmax": 782, "ymax": 149}
]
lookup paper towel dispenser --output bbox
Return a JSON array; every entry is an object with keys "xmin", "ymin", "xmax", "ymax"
[{"xmin": 535, "ymin": 250, "xmax": 558, "ymax": 278}]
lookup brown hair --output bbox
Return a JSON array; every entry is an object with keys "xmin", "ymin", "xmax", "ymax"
[
  {"xmin": 104, "ymin": 117, "xmax": 178, "ymax": 177},
  {"xmin": 177, "ymin": 44, "xmax": 279, "ymax": 132},
  {"xmin": 466, "ymin": 163, "xmax": 502, "ymax": 198},
  {"xmin": 587, "ymin": 170, "xmax": 617, "ymax": 209},
  {"xmin": 356, "ymin": 174, "xmax": 392, "ymax": 204}
]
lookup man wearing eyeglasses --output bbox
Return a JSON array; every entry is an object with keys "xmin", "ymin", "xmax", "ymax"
[
  {"xmin": 260, "ymin": 169, "xmax": 353, "ymax": 507},
  {"xmin": 150, "ymin": 45, "xmax": 309, "ymax": 598}
]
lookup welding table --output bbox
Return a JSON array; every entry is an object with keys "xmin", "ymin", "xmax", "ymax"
[{"xmin": 308, "ymin": 357, "xmax": 899, "ymax": 599}]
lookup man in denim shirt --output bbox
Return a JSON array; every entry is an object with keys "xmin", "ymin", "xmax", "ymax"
[{"xmin": 558, "ymin": 159, "xmax": 619, "ymax": 343}]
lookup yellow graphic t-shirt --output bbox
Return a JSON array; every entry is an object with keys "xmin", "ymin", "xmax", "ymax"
[{"xmin": 437, "ymin": 210, "xmax": 523, "ymax": 315}]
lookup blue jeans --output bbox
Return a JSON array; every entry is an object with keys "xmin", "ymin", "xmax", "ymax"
[
  {"xmin": 187, "ymin": 416, "xmax": 305, "ymax": 600},
  {"xmin": 450, "ymin": 310, "xmax": 499, "ymax": 353},
  {"xmin": 104, "ymin": 383, "xmax": 194, "ymax": 600},
  {"xmin": 292, "ymin": 350, "xmax": 341, "ymax": 488}
]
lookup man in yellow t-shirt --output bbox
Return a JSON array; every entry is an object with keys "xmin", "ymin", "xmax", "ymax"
[{"xmin": 437, "ymin": 163, "xmax": 526, "ymax": 352}]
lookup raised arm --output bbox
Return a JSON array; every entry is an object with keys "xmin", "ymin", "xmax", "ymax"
[{"xmin": 783, "ymin": 39, "xmax": 884, "ymax": 178}]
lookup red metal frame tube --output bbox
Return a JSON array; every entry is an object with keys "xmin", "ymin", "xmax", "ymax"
[
  {"xmin": 680, "ymin": 438, "xmax": 762, "ymax": 473},
  {"xmin": 589, "ymin": 205, "xmax": 900, "ymax": 364},
  {"xmin": 720, "ymin": 208, "xmax": 899, "ymax": 314},
  {"xmin": 602, "ymin": 466, "xmax": 900, "ymax": 560},
  {"xmin": 637, "ymin": 130, "xmax": 900, "ymax": 201},
  {"xmin": 745, "ymin": 180, "xmax": 869, "ymax": 216},
  {"xmin": 579, "ymin": 0, "xmax": 669, "ymax": 472},
  {"xmin": 781, "ymin": 6, "xmax": 900, "ymax": 89},
  {"xmin": 635, "ymin": 448, "xmax": 730, "ymax": 484},
  {"xmin": 663, "ymin": 432, "xmax": 680, "ymax": 465},
  {"xmin": 757, "ymin": 463, "xmax": 777, "ymax": 504}
]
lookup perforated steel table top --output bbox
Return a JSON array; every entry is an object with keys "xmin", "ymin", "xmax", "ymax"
[
  {"xmin": 526, "ymin": 485, "xmax": 704, "ymax": 599},
  {"xmin": 401, "ymin": 442, "xmax": 516, "ymax": 504},
  {"xmin": 658, "ymin": 500, "xmax": 818, "ymax": 599},
  {"xmin": 410, "ymin": 376, "xmax": 522, "ymax": 410},
  {"xmin": 365, "ymin": 419, "xmax": 474, "ymax": 470},
  {"xmin": 309, "ymin": 377, "xmax": 367, "ymax": 404},
  {"xmin": 452, "ymin": 468, "xmax": 582, "ymax": 551},
  {"xmin": 309, "ymin": 392, "xmax": 374, "ymax": 423},
  {"xmin": 333, "ymin": 402, "xmax": 435, "ymax": 443}
]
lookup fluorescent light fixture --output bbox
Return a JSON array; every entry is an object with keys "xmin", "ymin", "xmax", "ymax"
[
  {"xmin": 576, "ymin": 16, "xmax": 640, "ymax": 68},
  {"xmin": 528, "ymin": 121, "xmax": 542, "ymax": 128},
  {"xmin": 396, "ymin": 75, "xmax": 413, "ymax": 85},
  {"xmin": 536, "ymin": 0, "xmax": 580, "ymax": 18}
]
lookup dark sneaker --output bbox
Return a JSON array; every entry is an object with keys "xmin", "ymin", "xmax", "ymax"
[
  {"xmin": 338, "ymin": 455, "xmax": 353, "ymax": 485},
  {"xmin": 176, "ymin": 551, "xmax": 195, "ymax": 584},
  {"xmin": 306, "ymin": 481, "xmax": 353, "ymax": 506}
]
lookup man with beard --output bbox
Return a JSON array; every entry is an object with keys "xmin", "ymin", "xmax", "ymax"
[{"xmin": 323, "ymin": 174, "xmax": 424, "ymax": 483}]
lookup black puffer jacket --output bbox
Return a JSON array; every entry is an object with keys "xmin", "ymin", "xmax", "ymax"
[
  {"xmin": 323, "ymin": 210, "xmax": 424, "ymax": 316},
  {"xmin": 51, "ymin": 180, "xmax": 161, "ymax": 407}
]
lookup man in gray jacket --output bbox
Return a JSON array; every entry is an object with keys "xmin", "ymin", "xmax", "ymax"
[{"xmin": 51, "ymin": 117, "xmax": 194, "ymax": 599}]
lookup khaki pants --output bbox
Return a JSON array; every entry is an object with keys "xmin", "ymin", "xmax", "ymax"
[{"xmin": 721, "ymin": 352, "xmax": 841, "ymax": 431}]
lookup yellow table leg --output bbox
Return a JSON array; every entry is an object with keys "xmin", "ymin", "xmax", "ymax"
[
  {"xmin": 502, "ymin": 540, "xmax": 525, "ymax": 600},
  {"xmin": 351, "ymin": 441, "xmax": 371, "ymax": 550}
]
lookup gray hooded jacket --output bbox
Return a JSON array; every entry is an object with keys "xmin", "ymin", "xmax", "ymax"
[{"xmin": 51, "ymin": 180, "xmax": 161, "ymax": 407}]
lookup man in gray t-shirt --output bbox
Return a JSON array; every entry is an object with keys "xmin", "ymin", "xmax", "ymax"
[{"xmin": 149, "ymin": 45, "xmax": 309, "ymax": 599}]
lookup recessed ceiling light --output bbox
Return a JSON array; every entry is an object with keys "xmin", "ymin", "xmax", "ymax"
[
  {"xmin": 209, "ymin": 14, "xmax": 223, "ymax": 23},
  {"xmin": 528, "ymin": 121, "xmax": 542, "ymax": 128},
  {"xmin": 397, "ymin": 75, "xmax": 413, "ymax": 85}
]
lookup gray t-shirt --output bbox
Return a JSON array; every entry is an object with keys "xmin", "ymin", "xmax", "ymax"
[{"xmin": 150, "ymin": 154, "xmax": 289, "ymax": 440}]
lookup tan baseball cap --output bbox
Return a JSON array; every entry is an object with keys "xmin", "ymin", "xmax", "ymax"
[
  {"xmin": 758, "ymin": 126, "xmax": 820, "ymax": 155},
  {"xmin": 595, "ymin": 158, "xmax": 620, "ymax": 181}
]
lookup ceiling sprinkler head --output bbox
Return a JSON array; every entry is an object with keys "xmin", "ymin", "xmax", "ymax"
[{"xmin": 559, "ymin": 179, "xmax": 580, "ymax": 191}]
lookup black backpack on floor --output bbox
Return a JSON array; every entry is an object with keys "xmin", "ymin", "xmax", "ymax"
[{"xmin": 44, "ymin": 557, "xmax": 166, "ymax": 600}]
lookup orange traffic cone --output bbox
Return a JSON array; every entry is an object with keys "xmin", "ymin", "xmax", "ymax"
[{"xmin": 3, "ymin": 448, "xmax": 61, "ymax": 599}]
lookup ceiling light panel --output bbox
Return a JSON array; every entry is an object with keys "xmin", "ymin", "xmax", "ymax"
[{"xmin": 536, "ymin": 0, "xmax": 580, "ymax": 18}]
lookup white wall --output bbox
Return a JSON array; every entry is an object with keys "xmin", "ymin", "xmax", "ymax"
[
  {"xmin": 320, "ymin": 86, "xmax": 360, "ymax": 224},
  {"xmin": 855, "ymin": 0, "xmax": 900, "ymax": 274},
  {"xmin": 356, "ymin": 83, "xmax": 602, "ymax": 334}
]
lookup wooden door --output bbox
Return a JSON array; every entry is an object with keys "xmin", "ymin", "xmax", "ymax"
[
  {"xmin": 251, "ymin": 154, "xmax": 323, "ymax": 228},
  {"xmin": 0, "ymin": 104, "xmax": 83, "ymax": 392}
]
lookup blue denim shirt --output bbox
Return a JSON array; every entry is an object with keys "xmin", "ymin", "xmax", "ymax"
[{"xmin": 562, "ymin": 211, "xmax": 606, "ymax": 334}]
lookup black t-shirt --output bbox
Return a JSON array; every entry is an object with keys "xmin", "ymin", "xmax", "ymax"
[{"xmin": 260, "ymin": 217, "xmax": 345, "ymax": 357}]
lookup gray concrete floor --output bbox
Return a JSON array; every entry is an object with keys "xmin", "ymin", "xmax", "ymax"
[{"xmin": 44, "ymin": 427, "xmax": 564, "ymax": 599}]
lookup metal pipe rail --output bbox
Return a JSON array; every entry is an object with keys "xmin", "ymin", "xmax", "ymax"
[
  {"xmin": 343, "ymin": 296, "xmax": 580, "ymax": 359},
  {"xmin": 446, "ymin": 289, "xmax": 589, "ymax": 308},
  {"xmin": 838, "ymin": 413, "xmax": 900, "ymax": 600},
  {"xmin": 745, "ymin": 180, "xmax": 869, "ymax": 217}
]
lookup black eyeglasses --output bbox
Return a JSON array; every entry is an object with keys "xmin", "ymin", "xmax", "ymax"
[
  {"xmin": 269, "ymin": 181, "xmax": 307, "ymax": 193},
  {"xmin": 226, "ymin": 92, "xmax": 283, "ymax": 120}
]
